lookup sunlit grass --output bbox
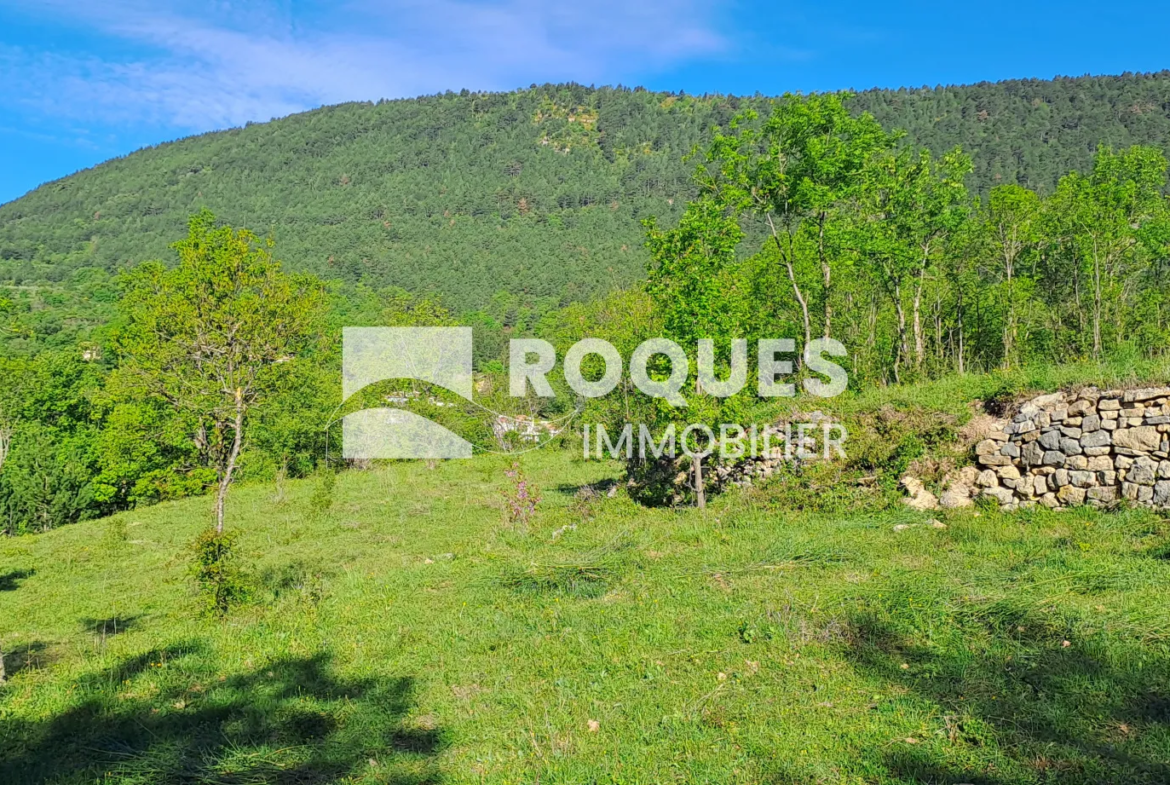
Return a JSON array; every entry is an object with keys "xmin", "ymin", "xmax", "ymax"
[{"xmin": 3, "ymin": 367, "xmax": 1170, "ymax": 783}]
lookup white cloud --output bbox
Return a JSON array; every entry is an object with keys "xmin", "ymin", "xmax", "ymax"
[{"xmin": 1, "ymin": 0, "xmax": 726, "ymax": 131}]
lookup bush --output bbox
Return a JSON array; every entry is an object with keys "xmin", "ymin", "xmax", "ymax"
[
  {"xmin": 309, "ymin": 468, "xmax": 337, "ymax": 517},
  {"xmin": 188, "ymin": 528, "xmax": 249, "ymax": 616}
]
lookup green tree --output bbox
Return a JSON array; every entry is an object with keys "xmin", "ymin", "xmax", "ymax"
[
  {"xmin": 984, "ymin": 185, "xmax": 1042, "ymax": 368},
  {"xmin": 856, "ymin": 148, "xmax": 971, "ymax": 380},
  {"xmin": 114, "ymin": 211, "xmax": 327, "ymax": 532},
  {"xmin": 644, "ymin": 196, "xmax": 747, "ymax": 508},
  {"xmin": 1047, "ymin": 145, "xmax": 1167, "ymax": 359},
  {"xmin": 702, "ymin": 93, "xmax": 894, "ymax": 347}
]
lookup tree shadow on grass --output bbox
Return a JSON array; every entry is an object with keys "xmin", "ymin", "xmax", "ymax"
[
  {"xmin": 79, "ymin": 614, "xmax": 143, "ymax": 638},
  {"xmin": 1, "ymin": 640, "xmax": 54, "ymax": 679},
  {"xmin": 0, "ymin": 642, "xmax": 444, "ymax": 784},
  {"xmin": 837, "ymin": 596, "xmax": 1170, "ymax": 785},
  {"xmin": 0, "ymin": 568, "xmax": 34, "ymax": 592}
]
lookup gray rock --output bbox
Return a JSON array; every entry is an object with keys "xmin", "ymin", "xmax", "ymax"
[
  {"xmin": 976, "ymin": 469, "xmax": 998, "ymax": 488},
  {"xmin": 1043, "ymin": 450, "xmax": 1066, "ymax": 466},
  {"xmin": 1053, "ymin": 469, "xmax": 1071, "ymax": 488},
  {"xmin": 1087, "ymin": 486, "xmax": 1118, "ymax": 503},
  {"xmin": 1000, "ymin": 442, "xmax": 1020, "ymax": 458},
  {"xmin": 1129, "ymin": 457, "xmax": 1159, "ymax": 485},
  {"xmin": 1081, "ymin": 414, "xmax": 1101, "ymax": 433},
  {"xmin": 940, "ymin": 487, "xmax": 974, "ymax": 509},
  {"xmin": 1069, "ymin": 471, "xmax": 1097, "ymax": 488},
  {"xmin": 1125, "ymin": 386, "xmax": 1170, "ymax": 403},
  {"xmin": 1039, "ymin": 430, "xmax": 1063, "ymax": 450},
  {"xmin": 1022, "ymin": 442, "xmax": 1045, "ymax": 467},
  {"xmin": 1154, "ymin": 481, "xmax": 1170, "ymax": 506},
  {"xmin": 1060, "ymin": 437, "xmax": 1083, "ymax": 456},
  {"xmin": 1081, "ymin": 430, "xmax": 1111, "ymax": 449},
  {"xmin": 983, "ymin": 486, "xmax": 1015, "ymax": 506},
  {"xmin": 1059, "ymin": 426, "xmax": 1083, "ymax": 439}
]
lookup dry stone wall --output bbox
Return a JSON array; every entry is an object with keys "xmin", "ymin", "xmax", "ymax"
[{"xmin": 972, "ymin": 387, "xmax": 1170, "ymax": 510}]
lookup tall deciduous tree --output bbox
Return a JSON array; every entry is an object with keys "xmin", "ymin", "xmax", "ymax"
[
  {"xmin": 1048, "ymin": 145, "xmax": 1168, "ymax": 359},
  {"xmin": 645, "ymin": 197, "xmax": 746, "ymax": 509},
  {"xmin": 703, "ymin": 93, "xmax": 893, "ymax": 348},
  {"xmin": 114, "ymin": 211, "xmax": 326, "ymax": 532},
  {"xmin": 856, "ymin": 147, "xmax": 971, "ymax": 380},
  {"xmin": 984, "ymin": 185, "xmax": 1041, "ymax": 368}
]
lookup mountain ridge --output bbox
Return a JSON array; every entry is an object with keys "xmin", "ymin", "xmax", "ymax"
[{"xmin": 4, "ymin": 71, "xmax": 1170, "ymax": 311}]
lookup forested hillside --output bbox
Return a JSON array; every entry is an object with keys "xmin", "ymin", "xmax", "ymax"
[{"xmin": 3, "ymin": 72, "xmax": 1170, "ymax": 312}]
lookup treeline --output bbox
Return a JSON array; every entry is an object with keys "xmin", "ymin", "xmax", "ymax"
[
  {"xmin": 672, "ymin": 94, "xmax": 1170, "ymax": 384},
  {"xmin": 554, "ymin": 94, "xmax": 1170, "ymax": 390},
  {"xmin": 5, "ymin": 74, "xmax": 1170, "ymax": 313}
]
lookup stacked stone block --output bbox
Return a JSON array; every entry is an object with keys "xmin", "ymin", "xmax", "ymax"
[{"xmin": 973, "ymin": 387, "xmax": 1170, "ymax": 510}]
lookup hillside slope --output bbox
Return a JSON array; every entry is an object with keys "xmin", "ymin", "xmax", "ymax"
[
  {"xmin": 3, "ymin": 444, "xmax": 1170, "ymax": 783},
  {"xmin": 4, "ymin": 73, "xmax": 1170, "ymax": 311}
]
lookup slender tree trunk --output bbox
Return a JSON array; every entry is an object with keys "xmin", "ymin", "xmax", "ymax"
[
  {"xmin": 1003, "ymin": 246, "xmax": 1016, "ymax": 369},
  {"xmin": 1092, "ymin": 240, "xmax": 1103, "ymax": 360},
  {"xmin": 0, "ymin": 425, "xmax": 10, "ymax": 473},
  {"xmin": 693, "ymin": 376, "xmax": 705, "ymax": 510},
  {"xmin": 893, "ymin": 279, "xmax": 908, "ymax": 385},
  {"xmin": 912, "ymin": 262, "xmax": 927, "ymax": 370},
  {"xmin": 956, "ymin": 286, "xmax": 966, "ymax": 374},
  {"xmin": 215, "ymin": 390, "xmax": 246, "ymax": 533},
  {"xmin": 693, "ymin": 455, "xmax": 706, "ymax": 510},
  {"xmin": 0, "ymin": 640, "xmax": 6, "ymax": 684},
  {"xmin": 767, "ymin": 214, "xmax": 811, "ymax": 352},
  {"xmin": 818, "ymin": 213, "xmax": 832, "ymax": 339}
]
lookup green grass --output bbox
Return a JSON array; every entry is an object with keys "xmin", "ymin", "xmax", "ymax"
[{"xmin": 4, "ymin": 363, "xmax": 1170, "ymax": 783}]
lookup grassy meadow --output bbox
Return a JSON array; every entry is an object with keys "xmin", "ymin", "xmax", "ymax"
[{"xmin": 3, "ymin": 366, "xmax": 1170, "ymax": 783}]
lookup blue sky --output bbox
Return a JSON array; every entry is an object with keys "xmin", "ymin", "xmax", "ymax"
[{"xmin": 3, "ymin": 0, "xmax": 1170, "ymax": 205}]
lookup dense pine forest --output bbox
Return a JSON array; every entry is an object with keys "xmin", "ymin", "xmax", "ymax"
[{"xmin": 3, "ymin": 72, "xmax": 1170, "ymax": 313}]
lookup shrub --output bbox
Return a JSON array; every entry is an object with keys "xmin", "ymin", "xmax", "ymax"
[
  {"xmin": 189, "ymin": 528, "xmax": 249, "ymax": 616},
  {"xmin": 309, "ymin": 468, "xmax": 337, "ymax": 517}
]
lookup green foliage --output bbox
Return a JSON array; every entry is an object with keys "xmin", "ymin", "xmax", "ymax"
[
  {"xmin": 113, "ymin": 210, "xmax": 329, "ymax": 530},
  {"xmin": 7, "ymin": 77, "xmax": 1170, "ymax": 314},
  {"xmin": 188, "ymin": 527, "xmax": 249, "ymax": 615},
  {"xmin": 308, "ymin": 468, "xmax": 336, "ymax": 517}
]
